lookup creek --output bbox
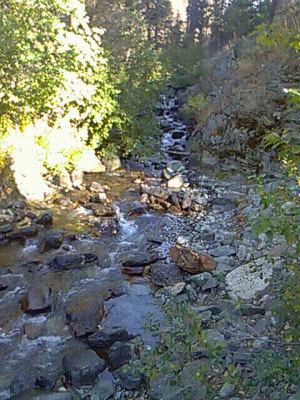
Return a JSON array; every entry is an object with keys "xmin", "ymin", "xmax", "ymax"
[{"xmin": 0, "ymin": 93, "xmax": 197, "ymax": 399}]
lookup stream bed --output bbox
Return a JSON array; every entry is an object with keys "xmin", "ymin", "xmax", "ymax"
[{"xmin": 0, "ymin": 94, "xmax": 199, "ymax": 399}]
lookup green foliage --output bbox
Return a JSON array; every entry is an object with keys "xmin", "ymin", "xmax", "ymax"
[
  {"xmin": 254, "ymin": 22, "xmax": 293, "ymax": 50},
  {"xmin": 104, "ymin": 42, "xmax": 166, "ymax": 157},
  {"xmin": 252, "ymin": 349, "xmax": 300, "ymax": 388},
  {"xmin": 143, "ymin": 0, "xmax": 173, "ymax": 47},
  {"xmin": 141, "ymin": 299, "xmax": 240, "ymax": 397},
  {"xmin": 222, "ymin": 0, "xmax": 267, "ymax": 41},
  {"xmin": 159, "ymin": 43, "xmax": 206, "ymax": 88},
  {"xmin": 142, "ymin": 301, "xmax": 203, "ymax": 378},
  {"xmin": 86, "ymin": 0, "xmax": 169, "ymax": 157},
  {"xmin": 252, "ymin": 122, "xmax": 300, "ymax": 247},
  {"xmin": 181, "ymin": 93, "xmax": 208, "ymax": 123},
  {"xmin": 0, "ymin": 0, "xmax": 118, "ymax": 152}
]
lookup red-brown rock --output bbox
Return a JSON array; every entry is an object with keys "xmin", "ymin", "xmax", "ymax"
[
  {"xmin": 169, "ymin": 244, "xmax": 217, "ymax": 274},
  {"xmin": 20, "ymin": 285, "xmax": 52, "ymax": 314}
]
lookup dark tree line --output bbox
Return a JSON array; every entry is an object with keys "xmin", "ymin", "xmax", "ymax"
[
  {"xmin": 84, "ymin": 0, "xmax": 286, "ymax": 54},
  {"xmin": 186, "ymin": 0, "xmax": 280, "ymax": 51}
]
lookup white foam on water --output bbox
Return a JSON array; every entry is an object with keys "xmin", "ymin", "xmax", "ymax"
[
  {"xmin": 22, "ymin": 244, "xmax": 37, "ymax": 254},
  {"xmin": 115, "ymin": 206, "xmax": 137, "ymax": 237}
]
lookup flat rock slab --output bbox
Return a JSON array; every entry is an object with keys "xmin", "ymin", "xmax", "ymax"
[{"xmin": 225, "ymin": 261, "xmax": 273, "ymax": 300}]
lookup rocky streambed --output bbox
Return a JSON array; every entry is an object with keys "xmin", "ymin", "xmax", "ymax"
[{"xmin": 0, "ymin": 95, "xmax": 295, "ymax": 400}]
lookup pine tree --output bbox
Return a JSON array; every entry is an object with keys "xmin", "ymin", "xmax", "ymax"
[{"xmin": 186, "ymin": 0, "xmax": 207, "ymax": 43}]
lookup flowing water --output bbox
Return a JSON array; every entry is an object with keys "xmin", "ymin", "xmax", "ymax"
[{"xmin": 0, "ymin": 94, "xmax": 195, "ymax": 398}]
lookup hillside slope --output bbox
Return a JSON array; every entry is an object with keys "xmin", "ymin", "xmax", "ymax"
[{"xmin": 185, "ymin": 36, "xmax": 300, "ymax": 175}]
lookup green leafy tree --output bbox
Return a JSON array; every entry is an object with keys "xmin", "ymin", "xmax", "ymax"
[
  {"xmin": 0, "ymin": 0, "xmax": 118, "ymax": 149},
  {"xmin": 142, "ymin": 0, "xmax": 173, "ymax": 47},
  {"xmin": 84, "ymin": 0, "xmax": 168, "ymax": 157},
  {"xmin": 222, "ymin": 0, "xmax": 261, "ymax": 40}
]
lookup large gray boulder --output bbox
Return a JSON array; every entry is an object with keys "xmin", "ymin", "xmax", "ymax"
[{"xmin": 226, "ymin": 259, "xmax": 273, "ymax": 300}]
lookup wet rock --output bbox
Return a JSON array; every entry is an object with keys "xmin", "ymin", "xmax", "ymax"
[
  {"xmin": 37, "ymin": 231, "xmax": 64, "ymax": 253},
  {"xmin": 20, "ymin": 285, "xmax": 52, "ymax": 314},
  {"xmin": 49, "ymin": 253, "xmax": 98, "ymax": 271},
  {"xmin": 127, "ymin": 205, "xmax": 148, "ymax": 219},
  {"xmin": 150, "ymin": 262, "xmax": 184, "ymax": 287},
  {"xmin": 0, "ymin": 223, "xmax": 13, "ymax": 234},
  {"xmin": 85, "ymin": 327, "xmax": 132, "ymax": 350},
  {"xmin": 108, "ymin": 341, "xmax": 136, "ymax": 371},
  {"xmin": 16, "ymin": 216, "xmax": 31, "ymax": 228},
  {"xmin": 89, "ymin": 369, "xmax": 115, "ymax": 400},
  {"xmin": 85, "ymin": 203, "xmax": 115, "ymax": 217},
  {"xmin": 91, "ymin": 192, "xmax": 111, "ymax": 204},
  {"xmin": 121, "ymin": 252, "xmax": 159, "ymax": 269},
  {"xmin": 53, "ymin": 197, "xmax": 74, "ymax": 207},
  {"xmin": 167, "ymin": 148, "xmax": 190, "ymax": 158},
  {"xmin": 170, "ymin": 244, "xmax": 217, "ymax": 274},
  {"xmin": 171, "ymin": 130, "xmax": 186, "ymax": 140},
  {"xmin": 23, "ymin": 316, "xmax": 67, "ymax": 340},
  {"xmin": 23, "ymin": 322, "xmax": 46, "ymax": 340},
  {"xmin": 92, "ymin": 218, "xmax": 119, "ymax": 235},
  {"xmin": 65, "ymin": 293, "xmax": 105, "ymax": 337},
  {"xmin": 6, "ymin": 225, "xmax": 40, "ymax": 240},
  {"xmin": 113, "ymin": 361, "xmax": 143, "ymax": 390},
  {"xmin": 63, "ymin": 348, "xmax": 106, "ymax": 386},
  {"xmin": 33, "ymin": 212, "xmax": 53, "ymax": 227}
]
